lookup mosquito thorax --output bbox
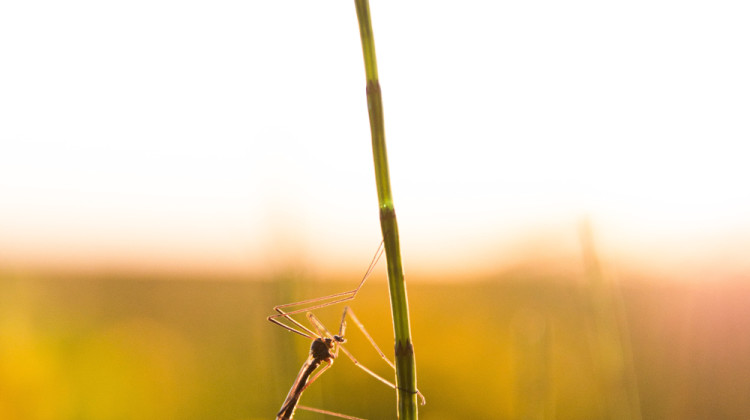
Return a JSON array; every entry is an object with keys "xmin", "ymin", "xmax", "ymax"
[{"xmin": 310, "ymin": 338, "xmax": 334, "ymax": 360}]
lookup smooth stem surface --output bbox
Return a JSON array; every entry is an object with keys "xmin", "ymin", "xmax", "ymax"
[{"xmin": 353, "ymin": 1, "xmax": 418, "ymax": 419}]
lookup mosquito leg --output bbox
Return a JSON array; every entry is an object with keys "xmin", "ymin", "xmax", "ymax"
[
  {"xmin": 267, "ymin": 241, "xmax": 384, "ymax": 341},
  {"xmin": 285, "ymin": 240, "xmax": 383, "ymax": 338},
  {"xmin": 307, "ymin": 311, "xmax": 334, "ymax": 339},
  {"xmin": 270, "ymin": 290, "xmax": 357, "ymax": 318},
  {"xmin": 296, "ymin": 405, "xmax": 366, "ymax": 420},
  {"xmin": 338, "ymin": 306, "xmax": 349, "ymax": 337},
  {"xmin": 344, "ymin": 307, "xmax": 394, "ymax": 369},
  {"xmin": 268, "ymin": 290, "xmax": 359, "ymax": 340},
  {"xmin": 298, "ymin": 360, "xmax": 333, "ymax": 394},
  {"xmin": 337, "ymin": 344, "xmax": 398, "ymax": 390},
  {"xmin": 268, "ymin": 307, "xmax": 318, "ymax": 340},
  {"xmin": 341, "ymin": 308, "xmax": 427, "ymax": 405},
  {"xmin": 267, "ymin": 241, "xmax": 384, "ymax": 322}
]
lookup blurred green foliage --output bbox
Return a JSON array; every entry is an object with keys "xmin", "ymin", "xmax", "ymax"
[{"xmin": 1, "ymin": 269, "xmax": 749, "ymax": 419}]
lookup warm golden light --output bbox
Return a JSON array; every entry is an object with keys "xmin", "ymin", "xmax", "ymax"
[{"xmin": 2, "ymin": 3, "xmax": 750, "ymax": 420}]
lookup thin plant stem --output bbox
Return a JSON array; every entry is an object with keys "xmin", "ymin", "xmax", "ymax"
[{"xmin": 353, "ymin": 1, "xmax": 419, "ymax": 419}]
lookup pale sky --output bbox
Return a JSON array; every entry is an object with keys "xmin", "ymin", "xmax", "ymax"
[{"xmin": 1, "ymin": 1, "xmax": 749, "ymax": 280}]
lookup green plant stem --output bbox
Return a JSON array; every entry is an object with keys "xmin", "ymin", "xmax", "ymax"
[{"xmin": 353, "ymin": 1, "xmax": 418, "ymax": 419}]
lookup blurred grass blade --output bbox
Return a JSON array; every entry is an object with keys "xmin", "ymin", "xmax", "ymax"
[{"xmin": 580, "ymin": 219, "xmax": 642, "ymax": 420}]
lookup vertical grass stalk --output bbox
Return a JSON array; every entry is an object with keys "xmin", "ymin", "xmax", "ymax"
[
  {"xmin": 353, "ymin": 1, "xmax": 419, "ymax": 419},
  {"xmin": 580, "ymin": 220, "xmax": 642, "ymax": 420}
]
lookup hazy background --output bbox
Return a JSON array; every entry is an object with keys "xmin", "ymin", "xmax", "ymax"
[{"xmin": 1, "ymin": 1, "xmax": 749, "ymax": 419}]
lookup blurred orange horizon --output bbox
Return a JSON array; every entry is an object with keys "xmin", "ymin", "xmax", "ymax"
[{"xmin": 2, "ymin": 217, "xmax": 748, "ymax": 285}]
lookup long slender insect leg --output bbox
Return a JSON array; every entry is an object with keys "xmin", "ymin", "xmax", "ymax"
[
  {"xmin": 338, "ymin": 306, "xmax": 349, "ymax": 336},
  {"xmin": 298, "ymin": 361, "xmax": 333, "ymax": 394},
  {"xmin": 307, "ymin": 312, "xmax": 332, "ymax": 339},
  {"xmin": 271, "ymin": 241, "xmax": 384, "ymax": 318},
  {"xmin": 341, "ymin": 307, "xmax": 427, "ymax": 405},
  {"xmin": 267, "ymin": 241, "xmax": 384, "ymax": 335},
  {"xmin": 296, "ymin": 405, "xmax": 366, "ymax": 420},
  {"xmin": 336, "ymin": 345, "xmax": 398, "ymax": 390},
  {"xmin": 344, "ymin": 307, "xmax": 394, "ymax": 369},
  {"xmin": 268, "ymin": 306, "xmax": 318, "ymax": 340}
]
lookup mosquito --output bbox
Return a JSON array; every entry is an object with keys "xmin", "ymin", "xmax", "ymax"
[{"xmin": 268, "ymin": 242, "xmax": 424, "ymax": 419}]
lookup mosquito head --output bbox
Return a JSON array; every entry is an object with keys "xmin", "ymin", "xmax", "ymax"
[{"xmin": 332, "ymin": 334, "xmax": 346, "ymax": 343}]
